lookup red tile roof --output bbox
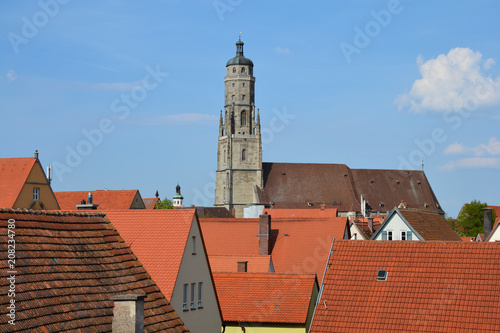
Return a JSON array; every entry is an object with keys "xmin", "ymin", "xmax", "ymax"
[
  {"xmin": 259, "ymin": 163, "xmax": 443, "ymax": 214},
  {"xmin": 263, "ymin": 208, "xmax": 338, "ymax": 218},
  {"xmin": 0, "ymin": 157, "xmax": 36, "ymax": 208},
  {"xmin": 200, "ymin": 217, "xmax": 349, "ymax": 283},
  {"xmin": 310, "ymin": 240, "xmax": 500, "ymax": 332},
  {"xmin": 0, "ymin": 208, "xmax": 188, "ymax": 332},
  {"xmin": 104, "ymin": 209, "xmax": 196, "ymax": 300},
  {"xmin": 209, "ymin": 255, "xmax": 271, "ymax": 273},
  {"xmin": 143, "ymin": 197, "xmax": 160, "ymax": 209},
  {"xmin": 487, "ymin": 205, "xmax": 500, "ymax": 218},
  {"xmin": 398, "ymin": 209, "xmax": 461, "ymax": 241},
  {"xmin": 350, "ymin": 216, "xmax": 384, "ymax": 239},
  {"xmin": 55, "ymin": 189, "xmax": 144, "ymax": 210},
  {"xmin": 213, "ymin": 273, "xmax": 316, "ymax": 324}
]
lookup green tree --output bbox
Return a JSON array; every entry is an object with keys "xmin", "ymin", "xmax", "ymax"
[
  {"xmin": 455, "ymin": 200, "xmax": 497, "ymax": 237},
  {"xmin": 155, "ymin": 197, "xmax": 173, "ymax": 209}
]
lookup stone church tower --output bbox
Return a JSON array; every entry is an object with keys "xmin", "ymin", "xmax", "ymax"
[{"xmin": 214, "ymin": 38, "xmax": 263, "ymax": 217}]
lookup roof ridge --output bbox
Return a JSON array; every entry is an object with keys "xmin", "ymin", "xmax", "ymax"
[{"xmin": 0, "ymin": 207, "xmax": 106, "ymax": 217}]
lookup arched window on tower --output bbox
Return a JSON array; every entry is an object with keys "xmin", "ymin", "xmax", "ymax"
[
  {"xmin": 241, "ymin": 110, "xmax": 247, "ymax": 126},
  {"xmin": 233, "ymin": 67, "xmax": 236, "ymax": 73},
  {"xmin": 242, "ymin": 149, "xmax": 246, "ymax": 161},
  {"xmin": 241, "ymin": 67, "xmax": 245, "ymax": 74}
]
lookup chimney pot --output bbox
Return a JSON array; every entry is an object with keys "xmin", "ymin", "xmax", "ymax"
[
  {"xmin": 483, "ymin": 208, "xmax": 493, "ymax": 241},
  {"xmin": 87, "ymin": 192, "xmax": 93, "ymax": 205},
  {"xmin": 34, "ymin": 150, "xmax": 39, "ymax": 160},
  {"xmin": 110, "ymin": 294, "xmax": 147, "ymax": 333}
]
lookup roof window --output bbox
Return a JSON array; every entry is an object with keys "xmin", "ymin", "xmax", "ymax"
[{"xmin": 377, "ymin": 270, "xmax": 388, "ymax": 281}]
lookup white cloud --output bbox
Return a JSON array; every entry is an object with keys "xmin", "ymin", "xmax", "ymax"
[
  {"xmin": 444, "ymin": 137, "xmax": 500, "ymax": 156},
  {"xmin": 6, "ymin": 70, "xmax": 17, "ymax": 81},
  {"xmin": 274, "ymin": 47, "xmax": 291, "ymax": 55},
  {"xmin": 395, "ymin": 47, "xmax": 500, "ymax": 112},
  {"xmin": 441, "ymin": 137, "xmax": 500, "ymax": 170},
  {"xmin": 440, "ymin": 157, "xmax": 500, "ymax": 171}
]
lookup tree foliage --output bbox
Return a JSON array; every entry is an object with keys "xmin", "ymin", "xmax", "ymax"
[
  {"xmin": 155, "ymin": 197, "xmax": 173, "ymax": 209},
  {"xmin": 454, "ymin": 200, "xmax": 497, "ymax": 237}
]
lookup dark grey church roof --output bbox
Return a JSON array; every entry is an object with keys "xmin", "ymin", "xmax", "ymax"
[{"xmin": 258, "ymin": 162, "xmax": 445, "ymax": 215}]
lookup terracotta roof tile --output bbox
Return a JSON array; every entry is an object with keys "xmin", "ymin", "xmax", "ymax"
[
  {"xmin": 310, "ymin": 240, "xmax": 500, "ymax": 332},
  {"xmin": 0, "ymin": 208, "xmax": 189, "ymax": 332},
  {"xmin": 55, "ymin": 190, "xmax": 144, "ymax": 210},
  {"xmin": 143, "ymin": 197, "xmax": 160, "ymax": 209},
  {"xmin": 263, "ymin": 208, "xmax": 338, "ymax": 218},
  {"xmin": 399, "ymin": 209, "xmax": 461, "ymax": 241},
  {"xmin": 200, "ymin": 217, "xmax": 348, "ymax": 283},
  {"xmin": 104, "ymin": 209, "xmax": 195, "ymax": 299},
  {"xmin": 213, "ymin": 273, "xmax": 316, "ymax": 324},
  {"xmin": 209, "ymin": 255, "xmax": 271, "ymax": 273},
  {"xmin": 0, "ymin": 158, "xmax": 36, "ymax": 208}
]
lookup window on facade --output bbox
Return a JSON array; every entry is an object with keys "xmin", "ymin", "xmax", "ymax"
[
  {"xmin": 198, "ymin": 282, "xmax": 203, "ymax": 308},
  {"xmin": 242, "ymin": 95, "xmax": 245, "ymax": 101},
  {"xmin": 232, "ymin": 95, "xmax": 235, "ymax": 102},
  {"xmin": 241, "ymin": 67, "xmax": 245, "ymax": 73},
  {"xmin": 33, "ymin": 187, "xmax": 40, "ymax": 201},
  {"xmin": 183, "ymin": 284, "xmax": 188, "ymax": 311},
  {"xmin": 242, "ymin": 82, "xmax": 245, "ymax": 87},
  {"xmin": 241, "ymin": 110, "xmax": 246, "ymax": 126},
  {"xmin": 232, "ymin": 83, "xmax": 235, "ymax": 87},
  {"xmin": 192, "ymin": 236, "xmax": 196, "ymax": 255},
  {"xmin": 242, "ymin": 149, "xmax": 246, "ymax": 161},
  {"xmin": 382, "ymin": 231, "xmax": 393, "ymax": 241},
  {"xmin": 401, "ymin": 231, "xmax": 412, "ymax": 240},
  {"xmin": 233, "ymin": 67, "xmax": 236, "ymax": 73},
  {"xmin": 190, "ymin": 283, "xmax": 196, "ymax": 310}
]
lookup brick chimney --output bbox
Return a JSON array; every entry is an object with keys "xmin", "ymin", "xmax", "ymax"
[
  {"xmin": 320, "ymin": 204, "xmax": 326, "ymax": 211},
  {"xmin": 110, "ymin": 294, "xmax": 147, "ymax": 333},
  {"xmin": 237, "ymin": 261, "xmax": 248, "ymax": 272},
  {"xmin": 483, "ymin": 208, "xmax": 493, "ymax": 241},
  {"xmin": 258, "ymin": 213, "xmax": 271, "ymax": 255},
  {"xmin": 368, "ymin": 218, "xmax": 374, "ymax": 233}
]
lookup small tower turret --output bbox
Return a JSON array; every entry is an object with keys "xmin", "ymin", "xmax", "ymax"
[{"xmin": 173, "ymin": 183, "xmax": 184, "ymax": 207}]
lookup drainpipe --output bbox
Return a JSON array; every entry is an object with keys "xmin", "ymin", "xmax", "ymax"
[{"xmin": 237, "ymin": 322, "xmax": 246, "ymax": 333}]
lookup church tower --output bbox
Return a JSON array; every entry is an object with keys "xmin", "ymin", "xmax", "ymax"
[{"xmin": 214, "ymin": 38, "xmax": 263, "ymax": 217}]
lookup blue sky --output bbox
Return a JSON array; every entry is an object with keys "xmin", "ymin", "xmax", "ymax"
[{"xmin": 1, "ymin": 0, "xmax": 499, "ymax": 218}]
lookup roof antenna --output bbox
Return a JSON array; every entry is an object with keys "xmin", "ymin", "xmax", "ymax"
[{"xmin": 421, "ymin": 158, "xmax": 424, "ymax": 171}]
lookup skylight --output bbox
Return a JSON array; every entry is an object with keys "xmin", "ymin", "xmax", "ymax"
[{"xmin": 377, "ymin": 270, "xmax": 388, "ymax": 281}]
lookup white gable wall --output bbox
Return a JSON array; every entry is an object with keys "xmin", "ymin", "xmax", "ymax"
[{"xmin": 373, "ymin": 212, "xmax": 422, "ymax": 241}]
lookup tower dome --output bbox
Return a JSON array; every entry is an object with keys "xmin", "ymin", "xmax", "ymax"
[{"xmin": 226, "ymin": 38, "xmax": 254, "ymax": 67}]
